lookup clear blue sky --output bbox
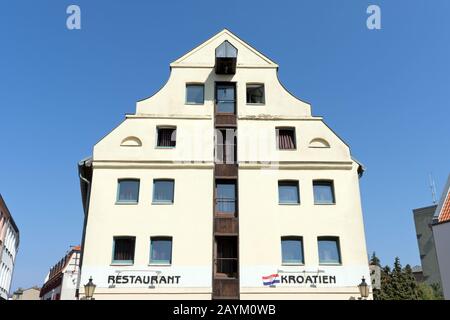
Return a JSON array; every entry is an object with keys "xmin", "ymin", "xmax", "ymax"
[{"xmin": 1, "ymin": 1, "xmax": 449, "ymax": 291}]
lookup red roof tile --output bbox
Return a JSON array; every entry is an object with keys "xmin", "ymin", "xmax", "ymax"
[{"xmin": 438, "ymin": 191, "xmax": 450, "ymax": 223}]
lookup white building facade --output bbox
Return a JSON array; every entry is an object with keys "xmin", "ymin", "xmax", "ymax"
[
  {"xmin": 0, "ymin": 195, "xmax": 19, "ymax": 300},
  {"xmin": 78, "ymin": 30, "xmax": 371, "ymax": 300},
  {"xmin": 40, "ymin": 246, "xmax": 81, "ymax": 300}
]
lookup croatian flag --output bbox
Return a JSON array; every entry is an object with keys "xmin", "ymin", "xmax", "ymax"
[{"xmin": 262, "ymin": 274, "xmax": 280, "ymax": 286}]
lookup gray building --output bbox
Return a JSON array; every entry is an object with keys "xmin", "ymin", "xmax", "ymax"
[
  {"xmin": 413, "ymin": 205, "xmax": 442, "ymax": 286},
  {"xmin": 369, "ymin": 264, "xmax": 381, "ymax": 290}
]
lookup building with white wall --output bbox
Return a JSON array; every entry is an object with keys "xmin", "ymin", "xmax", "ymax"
[
  {"xmin": 432, "ymin": 175, "xmax": 450, "ymax": 300},
  {"xmin": 78, "ymin": 29, "xmax": 370, "ymax": 300},
  {"xmin": 0, "ymin": 194, "xmax": 20, "ymax": 300},
  {"xmin": 40, "ymin": 246, "xmax": 81, "ymax": 300}
]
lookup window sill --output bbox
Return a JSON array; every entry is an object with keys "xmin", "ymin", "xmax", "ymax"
[
  {"xmin": 151, "ymin": 202, "xmax": 174, "ymax": 205},
  {"xmin": 155, "ymin": 147, "xmax": 176, "ymax": 149},
  {"xmin": 277, "ymin": 149, "xmax": 297, "ymax": 151},
  {"xmin": 185, "ymin": 103, "xmax": 204, "ymax": 106},
  {"xmin": 281, "ymin": 263, "xmax": 305, "ymax": 266},
  {"xmin": 148, "ymin": 263, "xmax": 172, "ymax": 267},
  {"xmin": 115, "ymin": 202, "xmax": 138, "ymax": 205},
  {"xmin": 278, "ymin": 203, "xmax": 300, "ymax": 206},
  {"xmin": 319, "ymin": 263, "xmax": 342, "ymax": 266},
  {"xmin": 314, "ymin": 203, "xmax": 336, "ymax": 206},
  {"xmin": 110, "ymin": 263, "xmax": 134, "ymax": 266},
  {"xmin": 246, "ymin": 103, "xmax": 265, "ymax": 106}
]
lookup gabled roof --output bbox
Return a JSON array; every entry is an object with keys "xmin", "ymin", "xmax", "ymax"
[
  {"xmin": 40, "ymin": 246, "xmax": 81, "ymax": 297},
  {"xmin": 434, "ymin": 174, "xmax": 450, "ymax": 224},
  {"xmin": 171, "ymin": 29, "xmax": 278, "ymax": 68}
]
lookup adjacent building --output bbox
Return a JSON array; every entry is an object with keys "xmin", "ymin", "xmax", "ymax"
[
  {"xmin": 0, "ymin": 194, "xmax": 20, "ymax": 300},
  {"xmin": 78, "ymin": 29, "xmax": 371, "ymax": 300},
  {"xmin": 12, "ymin": 286, "xmax": 41, "ymax": 300},
  {"xmin": 411, "ymin": 266, "xmax": 425, "ymax": 283},
  {"xmin": 413, "ymin": 204, "xmax": 442, "ymax": 286},
  {"xmin": 40, "ymin": 246, "xmax": 81, "ymax": 300},
  {"xmin": 432, "ymin": 175, "xmax": 450, "ymax": 299}
]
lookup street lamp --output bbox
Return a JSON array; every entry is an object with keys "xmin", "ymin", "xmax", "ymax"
[
  {"xmin": 84, "ymin": 277, "xmax": 96, "ymax": 300},
  {"xmin": 358, "ymin": 276, "xmax": 369, "ymax": 300}
]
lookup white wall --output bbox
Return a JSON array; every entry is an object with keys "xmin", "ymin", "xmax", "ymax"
[{"xmin": 80, "ymin": 168, "xmax": 214, "ymax": 299}]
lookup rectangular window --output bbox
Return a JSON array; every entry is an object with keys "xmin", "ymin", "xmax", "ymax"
[
  {"xmin": 216, "ymin": 83, "xmax": 235, "ymax": 113},
  {"xmin": 281, "ymin": 237, "xmax": 304, "ymax": 265},
  {"xmin": 277, "ymin": 127, "xmax": 296, "ymax": 150},
  {"xmin": 153, "ymin": 179, "xmax": 175, "ymax": 204},
  {"xmin": 246, "ymin": 84, "xmax": 265, "ymax": 104},
  {"xmin": 216, "ymin": 180, "xmax": 236, "ymax": 214},
  {"xmin": 150, "ymin": 237, "xmax": 172, "ymax": 264},
  {"xmin": 117, "ymin": 179, "xmax": 139, "ymax": 203},
  {"xmin": 278, "ymin": 181, "xmax": 300, "ymax": 204},
  {"xmin": 157, "ymin": 127, "xmax": 176, "ymax": 148},
  {"xmin": 186, "ymin": 84, "xmax": 204, "ymax": 104},
  {"xmin": 313, "ymin": 180, "xmax": 335, "ymax": 204},
  {"xmin": 318, "ymin": 237, "xmax": 341, "ymax": 265},
  {"xmin": 215, "ymin": 128, "xmax": 237, "ymax": 164},
  {"xmin": 112, "ymin": 237, "xmax": 135, "ymax": 264},
  {"xmin": 215, "ymin": 236, "xmax": 238, "ymax": 278}
]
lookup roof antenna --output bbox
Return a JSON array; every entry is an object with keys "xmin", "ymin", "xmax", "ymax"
[{"xmin": 429, "ymin": 173, "xmax": 437, "ymax": 204}]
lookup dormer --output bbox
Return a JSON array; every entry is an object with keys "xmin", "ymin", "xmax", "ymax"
[{"xmin": 215, "ymin": 40, "xmax": 237, "ymax": 74}]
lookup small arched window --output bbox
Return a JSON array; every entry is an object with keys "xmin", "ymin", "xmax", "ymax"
[
  {"xmin": 309, "ymin": 138, "xmax": 330, "ymax": 148},
  {"xmin": 120, "ymin": 136, "xmax": 142, "ymax": 147}
]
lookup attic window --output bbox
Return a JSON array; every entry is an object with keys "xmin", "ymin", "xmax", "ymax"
[
  {"xmin": 276, "ymin": 127, "xmax": 296, "ymax": 150},
  {"xmin": 246, "ymin": 84, "xmax": 265, "ymax": 104},
  {"xmin": 215, "ymin": 41, "xmax": 237, "ymax": 74},
  {"xmin": 186, "ymin": 84, "xmax": 204, "ymax": 105},
  {"xmin": 157, "ymin": 127, "xmax": 176, "ymax": 148}
]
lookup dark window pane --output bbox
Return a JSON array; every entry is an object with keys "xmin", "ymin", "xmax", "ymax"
[
  {"xmin": 113, "ymin": 237, "xmax": 135, "ymax": 263},
  {"xmin": 150, "ymin": 238, "xmax": 172, "ymax": 264},
  {"xmin": 313, "ymin": 181, "xmax": 335, "ymax": 204},
  {"xmin": 117, "ymin": 180, "xmax": 139, "ymax": 203},
  {"xmin": 216, "ymin": 237, "xmax": 238, "ymax": 277},
  {"xmin": 278, "ymin": 181, "xmax": 300, "ymax": 204},
  {"xmin": 281, "ymin": 238, "xmax": 303, "ymax": 264},
  {"xmin": 277, "ymin": 128, "xmax": 296, "ymax": 149},
  {"xmin": 318, "ymin": 238, "xmax": 341, "ymax": 264},
  {"xmin": 216, "ymin": 181, "xmax": 236, "ymax": 213},
  {"xmin": 247, "ymin": 84, "xmax": 265, "ymax": 104},
  {"xmin": 186, "ymin": 85, "xmax": 204, "ymax": 104},
  {"xmin": 153, "ymin": 180, "xmax": 174, "ymax": 203},
  {"xmin": 157, "ymin": 128, "xmax": 176, "ymax": 147}
]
